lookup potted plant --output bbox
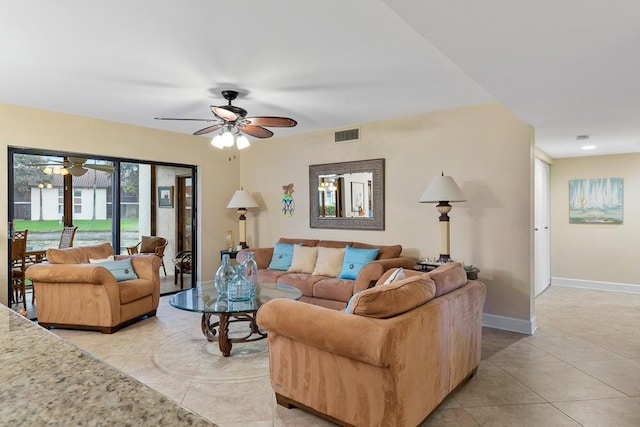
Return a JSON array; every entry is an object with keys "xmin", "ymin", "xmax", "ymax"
[{"xmin": 463, "ymin": 263, "xmax": 480, "ymax": 280}]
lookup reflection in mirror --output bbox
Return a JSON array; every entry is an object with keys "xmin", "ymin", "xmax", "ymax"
[{"xmin": 310, "ymin": 159, "xmax": 384, "ymax": 230}]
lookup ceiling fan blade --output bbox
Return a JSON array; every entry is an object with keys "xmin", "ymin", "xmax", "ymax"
[
  {"xmin": 155, "ymin": 117, "xmax": 217, "ymax": 122},
  {"xmin": 193, "ymin": 124, "xmax": 224, "ymax": 136},
  {"xmin": 240, "ymin": 125, "xmax": 274, "ymax": 139},
  {"xmin": 85, "ymin": 164, "xmax": 115, "ymax": 173},
  {"xmin": 246, "ymin": 116, "xmax": 297, "ymax": 127},
  {"xmin": 212, "ymin": 106, "xmax": 237, "ymax": 122}
]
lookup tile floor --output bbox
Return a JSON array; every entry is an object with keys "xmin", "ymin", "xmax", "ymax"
[{"xmin": 52, "ymin": 286, "xmax": 640, "ymax": 426}]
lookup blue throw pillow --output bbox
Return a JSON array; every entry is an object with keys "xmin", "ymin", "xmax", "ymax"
[
  {"xmin": 338, "ymin": 245, "xmax": 380, "ymax": 280},
  {"xmin": 96, "ymin": 258, "xmax": 138, "ymax": 282},
  {"xmin": 268, "ymin": 243, "xmax": 295, "ymax": 271}
]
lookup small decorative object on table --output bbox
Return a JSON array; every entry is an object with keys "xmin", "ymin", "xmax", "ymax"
[
  {"xmin": 225, "ymin": 230, "xmax": 234, "ymax": 251},
  {"xmin": 241, "ymin": 251, "xmax": 259, "ymax": 295},
  {"xmin": 463, "ymin": 263, "xmax": 480, "ymax": 280},
  {"xmin": 214, "ymin": 253, "xmax": 236, "ymax": 295},
  {"xmin": 228, "ymin": 268, "xmax": 252, "ymax": 301}
]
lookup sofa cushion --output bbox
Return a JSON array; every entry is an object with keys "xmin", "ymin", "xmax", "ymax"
[
  {"xmin": 118, "ymin": 278, "xmax": 154, "ymax": 304},
  {"xmin": 428, "ymin": 262, "xmax": 468, "ymax": 297},
  {"xmin": 351, "ymin": 242, "xmax": 402, "ymax": 259},
  {"xmin": 345, "ymin": 274, "xmax": 436, "ymax": 318},
  {"xmin": 268, "ymin": 242, "xmax": 295, "ymax": 271},
  {"xmin": 94, "ymin": 258, "xmax": 139, "ymax": 282},
  {"xmin": 277, "ymin": 273, "xmax": 326, "ymax": 297},
  {"xmin": 288, "ymin": 245, "xmax": 319, "ymax": 274},
  {"xmin": 47, "ymin": 242, "xmax": 114, "ymax": 264},
  {"xmin": 312, "ymin": 247, "xmax": 345, "ymax": 277},
  {"xmin": 339, "ymin": 245, "xmax": 379, "ymax": 280},
  {"xmin": 383, "ymin": 267, "xmax": 406, "ymax": 284},
  {"xmin": 258, "ymin": 269, "xmax": 291, "ymax": 284},
  {"xmin": 313, "ymin": 278, "xmax": 355, "ymax": 303}
]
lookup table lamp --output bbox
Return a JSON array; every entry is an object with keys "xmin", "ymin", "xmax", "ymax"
[
  {"xmin": 227, "ymin": 189, "xmax": 258, "ymax": 249},
  {"xmin": 418, "ymin": 172, "xmax": 467, "ymax": 263}
]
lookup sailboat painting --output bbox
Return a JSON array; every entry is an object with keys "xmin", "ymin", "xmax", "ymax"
[{"xmin": 569, "ymin": 177, "xmax": 623, "ymax": 224}]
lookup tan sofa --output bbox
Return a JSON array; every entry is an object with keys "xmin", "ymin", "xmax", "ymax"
[
  {"xmin": 237, "ymin": 238, "xmax": 416, "ymax": 310},
  {"xmin": 257, "ymin": 263, "xmax": 486, "ymax": 427},
  {"xmin": 25, "ymin": 243, "xmax": 161, "ymax": 333}
]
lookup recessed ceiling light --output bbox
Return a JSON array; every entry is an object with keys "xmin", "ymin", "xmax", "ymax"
[{"xmin": 581, "ymin": 145, "xmax": 596, "ymax": 150}]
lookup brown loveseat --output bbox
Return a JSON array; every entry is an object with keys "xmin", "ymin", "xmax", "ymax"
[
  {"xmin": 257, "ymin": 263, "xmax": 486, "ymax": 427},
  {"xmin": 25, "ymin": 243, "xmax": 161, "ymax": 333},
  {"xmin": 237, "ymin": 238, "xmax": 416, "ymax": 310}
]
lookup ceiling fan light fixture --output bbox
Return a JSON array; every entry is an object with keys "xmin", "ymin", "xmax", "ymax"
[
  {"xmin": 236, "ymin": 135, "xmax": 250, "ymax": 150},
  {"xmin": 221, "ymin": 131, "xmax": 235, "ymax": 147},
  {"xmin": 211, "ymin": 134, "xmax": 225, "ymax": 149}
]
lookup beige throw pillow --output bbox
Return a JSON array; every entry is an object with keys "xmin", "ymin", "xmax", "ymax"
[
  {"xmin": 89, "ymin": 255, "xmax": 115, "ymax": 263},
  {"xmin": 287, "ymin": 245, "xmax": 318, "ymax": 274},
  {"xmin": 312, "ymin": 247, "xmax": 345, "ymax": 277},
  {"xmin": 383, "ymin": 267, "xmax": 406, "ymax": 284}
]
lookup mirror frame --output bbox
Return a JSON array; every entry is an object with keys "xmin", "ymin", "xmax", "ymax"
[{"xmin": 309, "ymin": 158, "xmax": 385, "ymax": 230}]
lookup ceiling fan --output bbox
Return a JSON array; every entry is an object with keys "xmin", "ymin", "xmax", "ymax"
[
  {"xmin": 30, "ymin": 157, "xmax": 115, "ymax": 177},
  {"xmin": 155, "ymin": 90, "xmax": 297, "ymax": 149}
]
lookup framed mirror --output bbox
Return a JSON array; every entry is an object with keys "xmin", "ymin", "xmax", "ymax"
[{"xmin": 309, "ymin": 158, "xmax": 384, "ymax": 230}]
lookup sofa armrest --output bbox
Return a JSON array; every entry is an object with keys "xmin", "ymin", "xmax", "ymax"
[
  {"xmin": 123, "ymin": 254, "xmax": 162, "ymax": 282},
  {"xmin": 237, "ymin": 248, "xmax": 274, "ymax": 269},
  {"xmin": 353, "ymin": 257, "xmax": 417, "ymax": 293},
  {"xmin": 257, "ymin": 299, "xmax": 393, "ymax": 368}
]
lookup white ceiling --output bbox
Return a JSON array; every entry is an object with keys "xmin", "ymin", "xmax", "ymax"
[{"xmin": 2, "ymin": 1, "xmax": 639, "ymax": 159}]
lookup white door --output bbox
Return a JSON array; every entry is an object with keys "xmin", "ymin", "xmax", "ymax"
[{"xmin": 534, "ymin": 158, "xmax": 551, "ymax": 296}]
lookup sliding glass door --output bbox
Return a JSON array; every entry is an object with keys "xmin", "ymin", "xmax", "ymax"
[{"xmin": 8, "ymin": 148, "xmax": 197, "ymax": 315}]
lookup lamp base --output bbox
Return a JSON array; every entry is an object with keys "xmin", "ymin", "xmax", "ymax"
[{"xmin": 239, "ymin": 241, "xmax": 248, "ymax": 249}]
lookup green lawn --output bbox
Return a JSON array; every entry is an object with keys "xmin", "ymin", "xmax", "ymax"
[{"xmin": 14, "ymin": 219, "xmax": 139, "ymax": 232}]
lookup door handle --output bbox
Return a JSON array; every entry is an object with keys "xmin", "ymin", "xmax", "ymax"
[{"xmin": 534, "ymin": 228, "xmax": 538, "ymax": 231}]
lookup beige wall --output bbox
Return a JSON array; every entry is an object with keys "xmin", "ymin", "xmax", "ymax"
[
  {"xmin": 1, "ymin": 103, "xmax": 239, "ymax": 306},
  {"xmin": 240, "ymin": 103, "xmax": 536, "ymax": 326},
  {"xmin": 2, "ymin": 102, "xmax": 537, "ymax": 328},
  {"xmin": 550, "ymin": 153, "xmax": 640, "ymax": 286}
]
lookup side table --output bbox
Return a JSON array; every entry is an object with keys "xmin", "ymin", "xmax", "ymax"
[{"xmin": 220, "ymin": 249, "xmax": 241, "ymax": 261}]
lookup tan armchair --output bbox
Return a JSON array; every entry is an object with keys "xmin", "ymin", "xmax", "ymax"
[
  {"xmin": 25, "ymin": 243, "xmax": 161, "ymax": 333},
  {"xmin": 127, "ymin": 236, "xmax": 167, "ymax": 276}
]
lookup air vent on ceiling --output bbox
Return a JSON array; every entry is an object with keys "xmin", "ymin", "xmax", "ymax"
[{"xmin": 334, "ymin": 128, "xmax": 360, "ymax": 143}]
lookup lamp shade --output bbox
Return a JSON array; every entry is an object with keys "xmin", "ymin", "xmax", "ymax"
[
  {"xmin": 227, "ymin": 190, "xmax": 258, "ymax": 209},
  {"xmin": 419, "ymin": 175, "xmax": 466, "ymax": 203}
]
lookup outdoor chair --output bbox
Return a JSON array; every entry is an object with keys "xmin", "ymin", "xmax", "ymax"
[
  {"xmin": 11, "ymin": 230, "xmax": 28, "ymax": 309},
  {"xmin": 172, "ymin": 250, "xmax": 192, "ymax": 289},
  {"xmin": 59, "ymin": 226, "xmax": 78, "ymax": 249},
  {"xmin": 127, "ymin": 236, "xmax": 168, "ymax": 275}
]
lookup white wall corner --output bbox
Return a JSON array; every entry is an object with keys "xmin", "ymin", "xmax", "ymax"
[
  {"xmin": 482, "ymin": 312, "xmax": 537, "ymax": 335},
  {"xmin": 552, "ymin": 277, "xmax": 640, "ymax": 294}
]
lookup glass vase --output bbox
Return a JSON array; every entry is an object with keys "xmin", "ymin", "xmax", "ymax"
[
  {"xmin": 214, "ymin": 253, "xmax": 235, "ymax": 296},
  {"xmin": 228, "ymin": 265, "xmax": 252, "ymax": 301},
  {"xmin": 241, "ymin": 251, "xmax": 259, "ymax": 296}
]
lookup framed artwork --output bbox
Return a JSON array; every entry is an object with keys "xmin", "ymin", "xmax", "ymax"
[
  {"xmin": 569, "ymin": 177, "xmax": 623, "ymax": 224},
  {"xmin": 351, "ymin": 182, "xmax": 364, "ymax": 212},
  {"xmin": 158, "ymin": 186, "xmax": 174, "ymax": 208}
]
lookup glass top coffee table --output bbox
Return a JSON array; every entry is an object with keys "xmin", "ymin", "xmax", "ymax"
[{"xmin": 169, "ymin": 283, "xmax": 302, "ymax": 357}]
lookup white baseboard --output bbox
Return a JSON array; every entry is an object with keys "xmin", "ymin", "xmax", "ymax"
[
  {"xmin": 482, "ymin": 313, "xmax": 537, "ymax": 335},
  {"xmin": 552, "ymin": 277, "xmax": 640, "ymax": 294}
]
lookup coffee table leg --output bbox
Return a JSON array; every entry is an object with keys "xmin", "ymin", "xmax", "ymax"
[
  {"xmin": 201, "ymin": 313, "xmax": 218, "ymax": 342},
  {"xmin": 217, "ymin": 314, "xmax": 232, "ymax": 357}
]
